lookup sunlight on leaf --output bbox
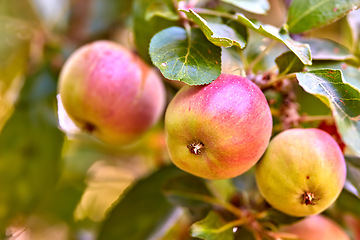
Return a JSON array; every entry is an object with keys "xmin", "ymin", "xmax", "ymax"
[
  {"xmin": 145, "ymin": 0, "xmax": 179, "ymax": 21},
  {"xmin": 182, "ymin": 9, "xmax": 247, "ymax": 49},
  {"xmin": 233, "ymin": 13, "xmax": 312, "ymax": 65}
]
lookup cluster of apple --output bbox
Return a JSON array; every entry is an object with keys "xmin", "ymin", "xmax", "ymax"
[{"xmin": 58, "ymin": 41, "xmax": 348, "ymax": 238}]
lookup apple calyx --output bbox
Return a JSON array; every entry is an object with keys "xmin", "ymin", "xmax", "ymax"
[
  {"xmin": 302, "ymin": 192, "xmax": 318, "ymax": 205},
  {"xmin": 187, "ymin": 142, "xmax": 204, "ymax": 155}
]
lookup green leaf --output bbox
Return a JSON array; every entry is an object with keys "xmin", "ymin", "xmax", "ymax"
[
  {"xmin": 182, "ymin": 9, "xmax": 247, "ymax": 48},
  {"xmin": 97, "ymin": 165, "xmax": 182, "ymax": 240},
  {"xmin": 0, "ymin": 16, "xmax": 31, "ymax": 131},
  {"xmin": 336, "ymin": 190, "xmax": 360, "ymax": 217},
  {"xmin": 190, "ymin": 211, "xmax": 234, "ymax": 240},
  {"xmin": 302, "ymin": 38, "xmax": 354, "ymax": 60},
  {"xmin": 296, "ymin": 69, "xmax": 360, "ymax": 154},
  {"xmin": 0, "ymin": 65, "xmax": 64, "ymax": 230},
  {"xmin": 145, "ymin": 0, "xmax": 179, "ymax": 21},
  {"xmin": 295, "ymin": 84, "xmax": 332, "ymax": 116},
  {"xmin": 149, "ymin": 26, "xmax": 221, "ymax": 85},
  {"xmin": 306, "ymin": 62, "xmax": 360, "ymax": 91},
  {"xmin": 345, "ymin": 156, "xmax": 360, "ymax": 198},
  {"xmin": 0, "ymin": 0, "xmax": 40, "ymax": 24},
  {"xmin": 221, "ymin": 0, "xmax": 270, "ymax": 15},
  {"xmin": 339, "ymin": 64, "xmax": 360, "ymax": 91},
  {"xmin": 88, "ymin": 0, "xmax": 133, "ymax": 34},
  {"xmin": 233, "ymin": 14, "xmax": 312, "ymax": 65},
  {"xmin": 287, "ymin": 0, "xmax": 360, "ymax": 33},
  {"xmin": 275, "ymin": 51, "xmax": 305, "ymax": 75},
  {"xmin": 132, "ymin": 0, "xmax": 179, "ymax": 63},
  {"xmin": 163, "ymin": 173, "xmax": 213, "ymax": 208},
  {"xmin": 0, "ymin": 17, "xmax": 31, "ymax": 92}
]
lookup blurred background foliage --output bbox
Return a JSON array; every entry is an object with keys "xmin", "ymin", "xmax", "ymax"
[{"xmin": 0, "ymin": 0, "xmax": 360, "ymax": 239}]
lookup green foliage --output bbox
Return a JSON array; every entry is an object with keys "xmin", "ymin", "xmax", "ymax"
[
  {"xmin": 296, "ymin": 69, "xmax": 360, "ymax": 154},
  {"xmin": 163, "ymin": 173, "xmax": 213, "ymax": 208},
  {"xmin": 275, "ymin": 51, "xmax": 304, "ymax": 75},
  {"xmin": 145, "ymin": 0, "xmax": 179, "ymax": 21},
  {"xmin": 132, "ymin": 0, "xmax": 179, "ymax": 63},
  {"xmin": 149, "ymin": 27, "xmax": 222, "ymax": 85},
  {"xmin": 0, "ymin": 17, "xmax": 31, "ymax": 94},
  {"xmin": 232, "ymin": 14, "xmax": 312, "ymax": 65},
  {"xmin": 182, "ymin": 9, "xmax": 247, "ymax": 48},
  {"xmin": 0, "ymin": 66, "xmax": 63, "ymax": 230},
  {"xmin": 190, "ymin": 211, "xmax": 234, "ymax": 240},
  {"xmin": 287, "ymin": 0, "xmax": 360, "ymax": 33},
  {"xmin": 1, "ymin": 0, "xmax": 360, "ymax": 239},
  {"xmin": 303, "ymin": 38, "xmax": 354, "ymax": 61},
  {"xmin": 97, "ymin": 165, "xmax": 181, "ymax": 240},
  {"xmin": 336, "ymin": 189, "xmax": 360, "ymax": 217}
]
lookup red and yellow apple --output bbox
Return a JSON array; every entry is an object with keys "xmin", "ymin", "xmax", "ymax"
[
  {"xmin": 165, "ymin": 74, "xmax": 273, "ymax": 179},
  {"xmin": 58, "ymin": 40, "xmax": 166, "ymax": 145},
  {"xmin": 255, "ymin": 128, "xmax": 346, "ymax": 216}
]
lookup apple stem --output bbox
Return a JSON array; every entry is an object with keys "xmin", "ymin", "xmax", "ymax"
[{"xmin": 187, "ymin": 142, "xmax": 204, "ymax": 155}]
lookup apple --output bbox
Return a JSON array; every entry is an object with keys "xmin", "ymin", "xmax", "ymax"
[
  {"xmin": 280, "ymin": 215, "xmax": 350, "ymax": 240},
  {"xmin": 58, "ymin": 40, "xmax": 166, "ymax": 145},
  {"xmin": 255, "ymin": 128, "xmax": 346, "ymax": 217},
  {"xmin": 165, "ymin": 73, "xmax": 273, "ymax": 179}
]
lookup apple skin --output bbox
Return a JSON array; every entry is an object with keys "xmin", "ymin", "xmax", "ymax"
[
  {"xmin": 255, "ymin": 128, "xmax": 346, "ymax": 217},
  {"xmin": 280, "ymin": 215, "xmax": 350, "ymax": 240},
  {"xmin": 58, "ymin": 41, "xmax": 166, "ymax": 145},
  {"xmin": 165, "ymin": 74, "xmax": 273, "ymax": 179}
]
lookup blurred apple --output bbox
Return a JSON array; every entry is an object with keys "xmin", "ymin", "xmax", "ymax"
[
  {"xmin": 281, "ymin": 215, "xmax": 350, "ymax": 240},
  {"xmin": 58, "ymin": 40, "xmax": 166, "ymax": 145}
]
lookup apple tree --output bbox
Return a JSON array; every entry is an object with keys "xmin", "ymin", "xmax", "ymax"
[{"xmin": 1, "ymin": 0, "xmax": 360, "ymax": 239}]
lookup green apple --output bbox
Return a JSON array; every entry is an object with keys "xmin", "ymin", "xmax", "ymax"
[
  {"xmin": 255, "ymin": 128, "xmax": 346, "ymax": 217},
  {"xmin": 58, "ymin": 41, "xmax": 165, "ymax": 145},
  {"xmin": 165, "ymin": 74, "xmax": 273, "ymax": 179},
  {"xmin": 281, "ymin": 215, "xmax": 350, "ymax": 240}
]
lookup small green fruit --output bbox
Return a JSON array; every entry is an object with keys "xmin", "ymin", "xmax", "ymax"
[
  {"xmin": 58, "ymin": 41, "xmax": 166, "ymax": 145},
  {"xmin": 255, "ymin": 128, "xmax": 346, "ymax": 217},
  {"xmin": 281, "ymin": 215, "xmax": 350, "ymax": 240},
  {"xmin": 165, "ymin": 74, "xmax": 273, "ymax": 179}
]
